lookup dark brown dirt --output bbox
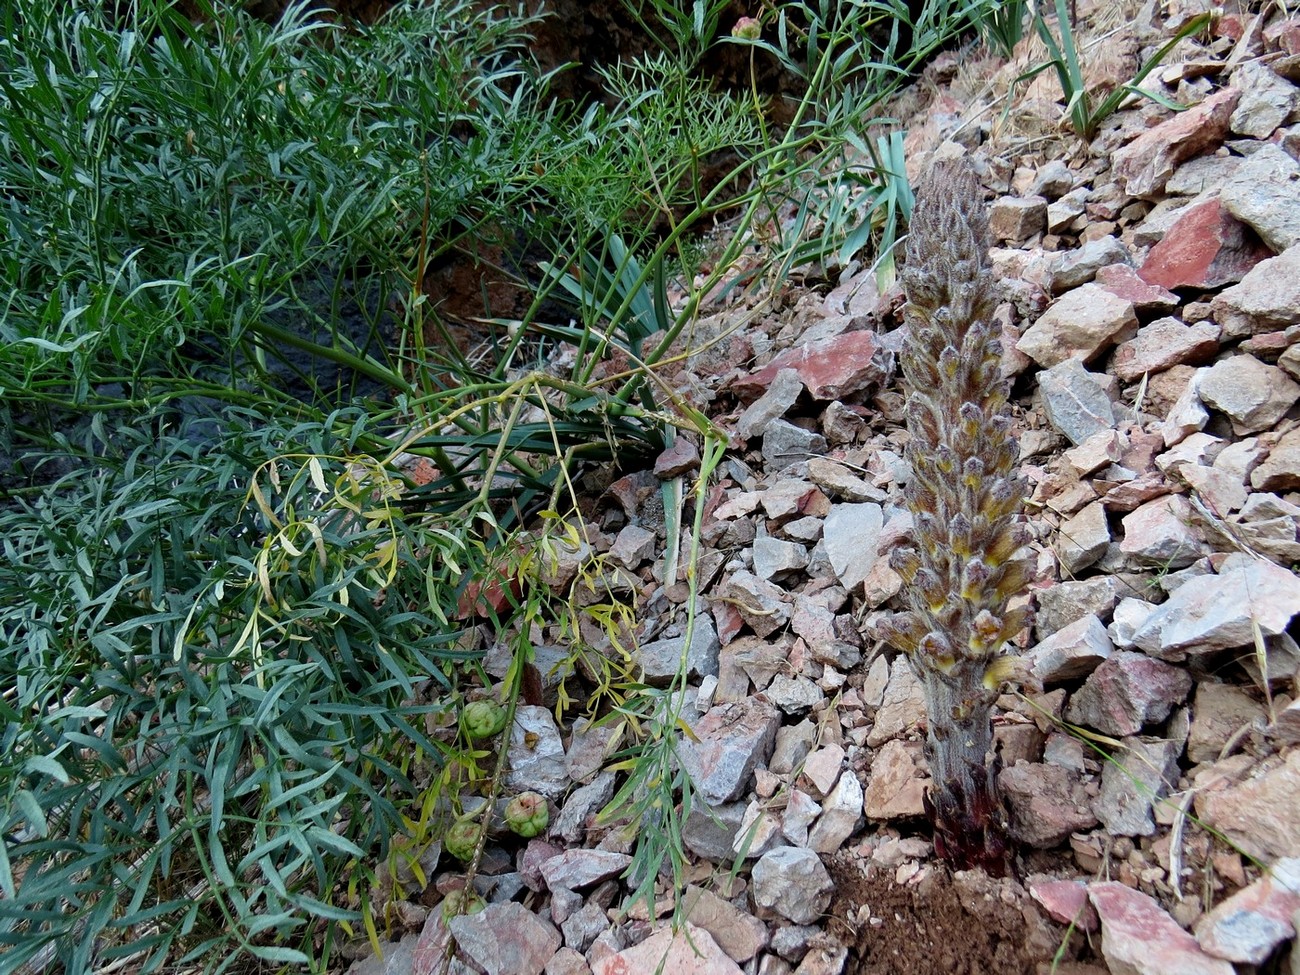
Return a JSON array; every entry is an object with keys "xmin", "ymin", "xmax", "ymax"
[{"xmin": 826, "ymin": 854, "xmax": 1091, "ymax": 975}]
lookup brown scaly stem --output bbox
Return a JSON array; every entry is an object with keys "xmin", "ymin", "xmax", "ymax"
[{"xmin": 876, "ymin": 157, "xmax": 1030, "ymax": 876}]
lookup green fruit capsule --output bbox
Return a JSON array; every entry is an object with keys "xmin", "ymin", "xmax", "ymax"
[
  {"xmin": 504, "ymin": 791, "xmax": 549, "ymax": 838},
  {"xmin": 440, "ymin": 887, "xmax": 486, "ymax": 921},
  {"xmin": 462, "ymin": 699, "xmax": 508, "ymax": 739},
  {"xmin": 444, "ymin": 818, "xmax": 482, "ymax": 861}
]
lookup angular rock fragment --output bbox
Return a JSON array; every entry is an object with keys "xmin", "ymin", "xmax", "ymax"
[
  {"xmin": 999, "ymin": 762, "xmax": 1098, "ymax": 848},
  {"xmin": 1065, "ymin": 652, "xmax": 1192, "ymax": 737},
  {"xmin": 751, "ymin": 847, "xmax": 834, "ymax": 925},
  {"xmin": 1089, "ymin": 882, "xmax": 1234, "ymax": 975}
]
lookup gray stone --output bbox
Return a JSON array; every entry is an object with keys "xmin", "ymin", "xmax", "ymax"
[
  {"xmin": 766, "ymin": 674, "xmax": 824, "ymax": 715},
  {"xmin": 752, "ymin": 536, "xmax": 810, "ymax": 581},
  {"xmin": 1057, "ymin": 500, "xmax": 1111, "ymax": 574},
  {"xmin": 1108, "ymin": 596, "xmax": 1157, "ymax": 649},
  {"xmin": 1093, "ymin": 737, "xmax": 1179, "ymax": 837},
  {"xmin": 1000, "ymin": 762, "xmax": 1099, "ymax": 848},
  {"xmin": 736, "ymin": 368, "xmax": 803, "ymax": 440},
  {"xmin": 678, "ymin": 698, "xmax": 781, "ymax": 803},
  {"xmin": 1038, "ymin": 358, "xmax": 1118, "ymax": 446},
  {"xmin": 507, "ymin": 706, "xmax": 570, "ymax": 798},
  {"xmin": 1198, "ymin": 354, "xmax": 1300, "ymax": 436},
  {"xmin": 1028, "ymin": 614, "xmax": 1114, "ymax": 685},
  {"xmin": 719, "ymin": 571, "xmax": 791, "ymax": 638},
  {"xmin": 1032, "ymin": 159, "xmax": 1075, "ymax": 198},
  {"xmin": 560, "ymin": 903, "xmax": 608, "ymax": 953},
  {"xmin": 1159, "ymin": 368, "xmax": 1210, "ymax": 446},
  {"xmin": 763, "ymin": 420, "xmax": 828, "ymax": 472},
  {"xmin": 1065, "ymin": 651, "xmax": 1193, "ymax": 737},
  {"xmin": 770, "ymin": 718, "xmax": 818, "ymax": 775},
  {"xmin": 1221, "ymin": 145, "xmax": 1300, "ymax": 253},
  {"xmin": 552, "ymin": 771, "xmax": 617, "ymax": 844},
  {"xmin": 1130, "ymin": 552, "xmax": 1300, "ymax": 660},
  {"xmin": 822, "ymin": 502, "xmax": 884, "ymax": 594},
  {"xmin": 447, "ymin": 902, "xmax": 561, "ymax": 975},
  {"xmin": 683, "ymin": 800, "xmax": 747, "ymax": 862},
  {"xmin": 1018, "ymin": 284, "xmax": 1139, "ymax": 367},
  {"xmin": 808, "ymin": 772, "xmax": 864, "ymax": 853},
  {"xmin": 1035, "ymin": 576, "xmax": 1125, "ymax": 638},
  {"xmin": 1195, "ymin": 857, "xmax": 1300, "ymax": 964},
  {"xmin": 1044, "ymin": 236, "xmax": 1132, "ymax": 293},
  {"xmin": 751, "ymin": 847, "xmax": 834, "ymax": 925},
  {"xmin": 780, "ymin": 789, "xmax": 822, "ymax": 847},
  {"xmin": 638, "ymin": 616, "xmax": 720, "ymax": 687},
  {"xmin": 1230, "ymin": 61, "xmax": 1300, "ymax": 139},
  {"xmin": 1211, "ymin": 246, "xmax": 1300, "ymax": 339},
  {"xmin": 539, "ymin": 850, "xmax": 631, "ymax": 891}
]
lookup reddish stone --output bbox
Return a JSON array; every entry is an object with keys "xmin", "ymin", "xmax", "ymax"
[
  {"xmin": 653, "ymin": 437, "xmax": 700, "ymax": 478},
  {"xmin": 1113, "ymin": 89, "xmax": 1242, "ymax": 198},
  {"xmin": 1138, "ymin": 198, "xmax": 1273, "ymax": 290},
  {"xmin": 1213, "ymin": 13, "xmax": 1246, "ymax": 41},
  {"xmin": 1090, "ymin": 882, "xmax": 1234, "ymax": 975},
  {"xmin": 457, "ymin": 574, "xmax": 522, "ymax": 619},
  {"xmin": 730, "ymin": 330, "xmax": 886, "ymax": 403},
  {"xmin": 1264, "ymin": 16, "xmax": 1300, "ymax": 55},
  {"xmin": 1030, "ymin": 879, "xmax": 1100, "ymax": 932},
  {"xmin": 1096, "ymin": 263, "xmax": 1179, "ymax": 311}
]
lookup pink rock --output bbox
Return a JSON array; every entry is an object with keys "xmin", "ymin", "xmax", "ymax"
[
  {"xmin": 1030, "ymin": 879, "xmax": 1100, "ymax": 932},
  {"xmin": 1119, "ymin": 494, "xmax": 1207, "ymax": 567},
  {"xmin": 1089, "ymin": 881, "xmax": 1234, "ymax": 975},
  {"xmin": 653, "ymin": 437, "xmax": 700, "ymax": 478},
  {"xmin": 1017, "ymin": 283, "xmax": 1138, "ymax": 367},
  {"xmin": 538, "ymin": 850, "xmax": 631, "ymax": 891},
  {"xmin": 1137, "ymin": 198, "xmax": 1273, "ymax": 290},
  {"xmin": 519, "ymin": 838, "xmax": 565, "ymax": 892},
  {"xmin": 446, "ymin": 902, "xmax": 561, "ymax": 975},
  {"xmin": 1113, "ymin": 89, "xmax": 1242, "ymax": 198},
  {"xmin": 1096, "ymin": 263, "xmax": 1179, "ymax": 311},
  {"xmin": 1195, "ymin": 857, "xmax": 1300, "ymax": 963},
  {"xmin": 1196, "ymin": 750, "xmax": 1300, "ymax": 860},
  {"xmin": 1107, "ymin": 318, "xmax": 1216, "ymax": 384},
  {"xmin": 1064, "ymin": 650, "xmax": 1192, "ymax": 737},
  {"xmin": 862, "ymin": 739, "xmax": 928, "ymax": 819},
  {"xmin": 593, "ymin": 922, "xmax": 743, "ymax": 975},
  {"xmin": 730, "ymin": 330, "xmax": 887, "ymax": 403}
]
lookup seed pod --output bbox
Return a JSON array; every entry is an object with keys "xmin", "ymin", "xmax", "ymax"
[
  {"xmin": 504, "ymin": 791, "xmax": 549, "ymax": 838},
  {"xmin": 444, "ymin": 818, "xmax": 482, "ymax": 862},
  {"xmin": 462, "ymin": 699, "xmax": 508, "ymax": 739}
]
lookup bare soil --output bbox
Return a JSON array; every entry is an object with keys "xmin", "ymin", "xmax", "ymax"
[{"xmin": 826, "ymin": 853, "xmax": 1099, "ymax": 975}]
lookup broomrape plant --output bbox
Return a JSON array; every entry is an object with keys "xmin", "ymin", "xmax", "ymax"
[{"xmin": 877, "ymin": 157, "xmax": 1030, "ymax": 874}]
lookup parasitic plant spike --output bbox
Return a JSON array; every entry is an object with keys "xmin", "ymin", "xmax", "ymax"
[{"xmin": 875, "ymin": 156, "xmax": 1029, "ymax": 875}]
